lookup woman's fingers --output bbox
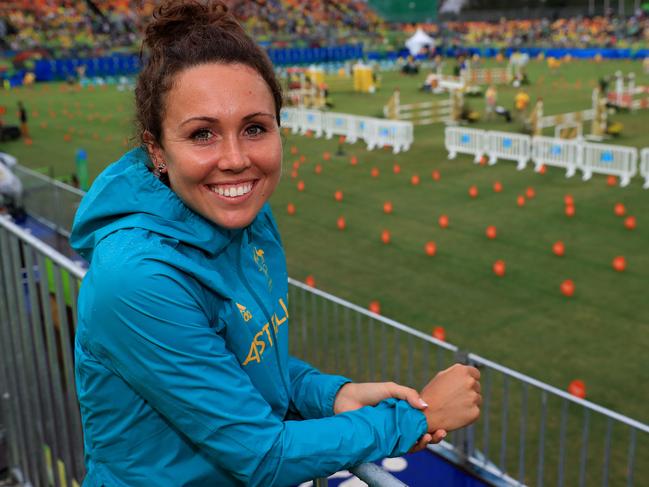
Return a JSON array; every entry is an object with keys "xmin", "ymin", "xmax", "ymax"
[
  {"xmin": 409, "ymin": 433, "xmax": 432, "ymax": 453},
  {"xmin": 430, "ymin": 429, "xmax": 447, "ymax": 444},
  {"xmin": 384, "ymin": 382, "xmax": 428, "ymax": 409}
]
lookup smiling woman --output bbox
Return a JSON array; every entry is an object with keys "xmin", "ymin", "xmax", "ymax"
[
  {"xmin": 69, "ymin": 1, "xmax": 481, "ymax": 486},
  {"xmin": 145, "ymin": 63, "xmax": 282, "ymax": 229}
]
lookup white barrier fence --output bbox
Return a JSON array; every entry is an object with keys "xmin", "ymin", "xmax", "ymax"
[
  {"xmin": 323, "ymin": 113, "xmax": 357, "ymax": 142},
  {"xmin": 281, "ymin": 107, "xmax": 414, "ymax": 154},
  {"xmin": 531, "ymin": 136, "xmax": 582, "ymax": 177},
  {"xmin": 487, "ymin": 131, "xmax": 531, "ymax": 170},
  {"xmin": 299, "ymin": 109, "xmax": 325, "ymax": 138},
  {"xmin": 581, "ymin": 142, "xmax": 637, "ymax": 187},
  {"xmin": 445, "ymin": 126, "xmax": 646, "ymax": 187},
  {"xmin": 445, "ymin": 127, "xmax": 486, "ymax": 163},
  {"xmin": 641, "ymin": 148, "xmax": 649, "ymax": 189}
]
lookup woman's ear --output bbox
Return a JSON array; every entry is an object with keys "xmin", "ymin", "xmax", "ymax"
[{"xmin": 142, "ymin": 130, "xmax": 164, "ymax": 168}]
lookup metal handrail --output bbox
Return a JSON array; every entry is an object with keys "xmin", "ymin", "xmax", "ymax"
[{"xmin": 0, "ymin": 216, "xmax": 405, "ymax": 487}]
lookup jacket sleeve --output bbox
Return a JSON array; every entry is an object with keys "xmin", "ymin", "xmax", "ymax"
[
  {"xmin": 288, "ymin": 357, "xmax": 351, "ymax": 419},
  {"xmin": 85, "ymin": 256, "xmax": 427, "ymax": 487}
]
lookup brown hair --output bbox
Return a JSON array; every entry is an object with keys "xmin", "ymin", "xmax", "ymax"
[{"xmin": 135, "ymin": 0, "xmax": 283, "ymax": 147}]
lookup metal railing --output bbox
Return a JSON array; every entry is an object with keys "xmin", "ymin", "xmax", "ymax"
[
  {"xmin": 0, "ymin": 216, "xmax": 86, "ymax": 487},
  {"xmin": 13, "ymin": 165, "xmax": 84, "ymax": 238},
  {"xmin": 287, "ymin": 278, "xmax": 649, "ymax": 487},
  {"xmin": 0, "ymin": 216, "xmax": 404, "ymax": 487},
  {"xmin": 3, "ymin": 171, "xmax": 649, "ymax": 486}
]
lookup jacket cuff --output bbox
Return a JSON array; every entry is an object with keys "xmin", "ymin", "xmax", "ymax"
[
  {"xmin": 325, "ymin": 375, "xmax": 353, "ymax": 417},
  {"xmin": 382, "ymin": 398, "xmax": 429, "ymax": 456}
]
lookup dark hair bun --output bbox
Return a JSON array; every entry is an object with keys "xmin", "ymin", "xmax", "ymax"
[{"xmin": 144, "ymin": 0, "xmax": 240, "ymax": 53}]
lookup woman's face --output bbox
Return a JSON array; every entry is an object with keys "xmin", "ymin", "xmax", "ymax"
[{"xmin": 150, "ymin": 62, "xmax": 282, "ymax": 229}]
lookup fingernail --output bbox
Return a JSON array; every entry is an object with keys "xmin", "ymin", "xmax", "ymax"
[
  {"xmin": 419, "ymin": 399, "xmax": 429, "ymax": 408},
  {"xmin": 441, "ymin": 431, "xmax": 447, "ymax": 438}
]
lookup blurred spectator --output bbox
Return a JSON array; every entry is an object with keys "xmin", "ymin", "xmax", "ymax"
[
  {"xmin": 0, "ymin": 0, "xmax": 385, "ymax": 58},
  {"xmin": 1, "ymin": 2, "xmax": 648, "ymax": 60},
  {"xmin": 0, "ymin": 152, "xmax": 25, "ymax": 223}
]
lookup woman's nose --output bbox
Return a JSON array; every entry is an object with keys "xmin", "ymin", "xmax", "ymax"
[{"xmin": 217, "ymin": 135, "xmax": 251, "ymax": 172}]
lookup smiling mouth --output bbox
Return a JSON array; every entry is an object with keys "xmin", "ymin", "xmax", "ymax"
[{"xmin": 207, "ymin": 181, "xmax": 255, "ymax": 198}]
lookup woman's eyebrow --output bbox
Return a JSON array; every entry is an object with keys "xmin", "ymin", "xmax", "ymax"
[{"xmin": 180, "ymin": 112, "xmax": 275, "ymax": 127}]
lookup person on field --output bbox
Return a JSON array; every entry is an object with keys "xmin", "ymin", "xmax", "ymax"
[
  {"xmin": 514, "ymin": 88, "xmax": 530, "ymax": 123},
  {"xmin": 17, "ymin": 101, "xmax": 29, "ymax": 139},
  {"xmin": 70, "ymin": 2, "xmax": 481, "ymax": 485}
]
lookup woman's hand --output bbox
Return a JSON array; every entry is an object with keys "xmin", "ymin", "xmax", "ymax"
[
  {"xmin": 420, "ymin": 364, "xmax": 482, "ymax": 433},
  {"xmin": 333, "ymin": 382, "xmax": 447, "ymax": 451}
]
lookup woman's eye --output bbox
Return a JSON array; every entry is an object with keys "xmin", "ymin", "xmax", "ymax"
[
  {"xmin": 245, "ymin": 125, "xmax": 265, "ymax": 137},
  {"xmin": 191, "ymin": 129, "xmax": 213, "ymax": 142}
]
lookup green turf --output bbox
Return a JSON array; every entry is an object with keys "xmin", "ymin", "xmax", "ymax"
[{"xmin": 1, "ymin": 58, "xmax": 648, "ymax": 425}]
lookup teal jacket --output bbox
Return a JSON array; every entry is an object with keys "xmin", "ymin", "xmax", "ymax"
[{"xmin": 70, "ymin": 147, "xmax": 427, "ymax": 486}]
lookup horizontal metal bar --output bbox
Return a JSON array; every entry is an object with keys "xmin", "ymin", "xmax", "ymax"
[
  {"xmin": 288, "ymin": 278, "xmax": 458, "ymax": 352},
  {"xmin": 350, "ymin": 463, "xmax": 407, "ymax": 487},
  {"xmin": 468, "ymin": 352, "xmax": 649, "ymax": 434},
  {"xmin": 15, "ymin": 165, "xmax": 86, "ymax": 197},
  {"xmin": 0, "ymin": 216, "xmax": 86, "ymax": 280}
]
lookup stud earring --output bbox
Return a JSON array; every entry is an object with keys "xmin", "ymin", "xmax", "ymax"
[{"xmin": 153, "ymin": 161, "xmax": 166, "ymax": 178}]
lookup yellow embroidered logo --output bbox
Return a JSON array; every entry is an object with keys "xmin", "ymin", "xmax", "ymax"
[
  {"xmin": 243, "ymin": 297, "xmax": 289, "ymax": 366},
  {"xmin": 236, "ymin": 303, "xmax": 253, "ymax": 322},
  {"xmin": 252, "ymin": 246, "xmax": 273, "ymax": 291}
]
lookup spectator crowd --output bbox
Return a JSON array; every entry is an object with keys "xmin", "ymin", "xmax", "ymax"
[{"xmin": 1, "ymin": 0, "xmax": 649, "ymax": 63}]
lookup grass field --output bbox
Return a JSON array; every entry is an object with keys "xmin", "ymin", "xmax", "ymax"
[{"xmin": 1, "ymin": 57, "xmax": 648, "ymax": 426}]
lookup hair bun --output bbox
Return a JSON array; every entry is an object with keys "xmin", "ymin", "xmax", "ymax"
[{"xmin": 144, "ymin": 0, "xmax": 239, "ymax": 52}]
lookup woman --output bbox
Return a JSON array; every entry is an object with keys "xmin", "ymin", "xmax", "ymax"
[{"xmin": 70, "ymin": 1, "xmax": 481, "ymax": 485}]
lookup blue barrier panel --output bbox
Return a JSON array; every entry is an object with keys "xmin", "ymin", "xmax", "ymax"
[
  {"xmin": 8, "ymin": 70, "xmax": 25, "ymax": 87},
  {"xmin": 633, "ymin": 49, "xmax": 649, "ymax": 59},
  {"xmin": 34, "ymin": 60, "xmax": 53, "ymax": 82},
  {"xmin": 367, "ymin": 46, "xmax": 648, "ymax": 61}
]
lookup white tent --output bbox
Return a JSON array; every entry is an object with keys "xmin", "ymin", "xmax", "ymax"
[{"xmin": 405, "ymin": 28, "xmax": 435, "ymax": 56}]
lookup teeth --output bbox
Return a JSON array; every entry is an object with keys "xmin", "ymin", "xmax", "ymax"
[{"xmin": 210, "ymin": 182, "xmax": 253, "ymax": 198}]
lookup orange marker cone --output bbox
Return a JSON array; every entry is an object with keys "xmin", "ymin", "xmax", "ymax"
[
  {"xmin": 337, "ymin": 216, "xmax": 346, "ymax": 230},
  {"xmin": 432, "ymin": 326, "xmax": 446, "ymax": 341},
  {"xmin": 560, "ymin": 279, "xmax": 575, "ymax": 297},
  {"xmin": 438, "ymin": 215, "xmax": 449, "ymax": 229},
  {"xmin": 568, "ymin": 379, "xmax": 586, "ymax": 398},
  {"xmin": 424, "ymin": 241, "xmax": 436, "ymax": 256},
  {"xmin": 612, "ymin": 256, "xmax": 626, "ymax": 272},
  {"xmin": 492, "ymin": 260, "xmax": 506, "ymax": 277},
  {"xmin": 624, "ymin": 216, "xmax": 636, "ymax": 230}
]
